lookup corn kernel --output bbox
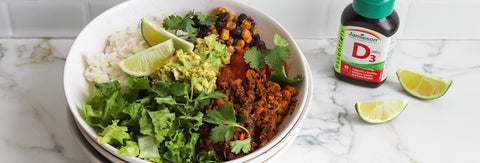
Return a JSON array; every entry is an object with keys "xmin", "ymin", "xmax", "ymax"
[
  {"xmin": 225, "ymin": 22, "xmax": 236, "ymax": 30},
  {"xmin": 227, "ymin": 11, "xmax": 234, "ymax": 22},
  {"xmin": 214, "ymin": 7, "xmax": 227, "ymax": 15},
  {"xmin": 236, "ymin": 39, "xmax": 245, "ymax": 48},
  {"xmin": 242, "ymin": 29, "xmax": 252, "ymax": 43},
  {"xmin": 241, "ymin": 20, "xmax": 251, "ymax": 30},
  {"xmin": 251, "ymin": 28, "xmax": 258, "ymax": 36},
  {"xmin": 227, "ymin": 37, "xmax": 234, "ymax": 45},
  {"xmin": 220, "ymin": 29, "xmax": 230, "ymax": 40},
  {"xmin": 212, "ymin": 28, "xmax": 218, "ymax": 35}
]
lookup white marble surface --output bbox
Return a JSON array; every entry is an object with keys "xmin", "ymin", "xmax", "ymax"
[{"xmin": 1, "ymin": 38, "xmax": 479, "ymax": 162}]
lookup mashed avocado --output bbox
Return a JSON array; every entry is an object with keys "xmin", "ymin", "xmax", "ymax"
[
  {"xmin": 194, "ymin": 34, "xmax": 231, "ymax": 71},
  {"xmin": 150, "ymin": 34, "xmax": 231, "ymax": 94}
]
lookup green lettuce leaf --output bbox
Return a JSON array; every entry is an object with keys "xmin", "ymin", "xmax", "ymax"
[
  {"xmin": 138, "ymin": 136, "xmax": 161, "ymax": 162},
  {"xmin": 98, "ymin": 120, "xmax": 131, "ymax": 146},
  {"xmin": 149, "ymin": 109, "xmax": 175, "ymax": 144},
  {"xmin": 116, "ymin": 141, "xmax": 140, "ymax": 157}
]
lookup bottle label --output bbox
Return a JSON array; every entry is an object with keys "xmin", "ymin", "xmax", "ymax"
[{"xmin": 335, "ymin": 25, "xmax": 396, "ymax": 82}]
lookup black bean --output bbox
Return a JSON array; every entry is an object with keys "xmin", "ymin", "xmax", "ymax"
[
  {"xmin": 246, "ymin": 17, "xmax": 255, "ymax": 28},
  {"xmin": 215, "ymin": 23, "xmax": 224, "ymax": 33},
  {"xmin": 217, "ymin": 12, "xmax": 230, "ymax": 22},
  {"xmin": 230, "ymin": 27, "xmax": 242, "ymax": 38},
  {"xmin": 256, "ymin": 40, "xmax": 266, "ymax": 50},
  {"xmin": 233, "ymin": 38, "xmax": 238, "ymax": 46},
  {"xmin": 237, "ymin": 14, "xmax": 247, "ymax": 25},
  {"xmin": 253, "ymin": 34, "xmax": 260, "ymax": 40}
]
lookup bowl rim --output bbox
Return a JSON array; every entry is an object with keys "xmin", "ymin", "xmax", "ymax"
[{"xmin": 64, "ymin": 0, "xmax": 313, "ymax": 162}]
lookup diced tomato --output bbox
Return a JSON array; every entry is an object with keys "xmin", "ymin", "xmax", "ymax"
[{"xmin": 218, "ymin": 47, "xmax": 250, "ymax": 80}]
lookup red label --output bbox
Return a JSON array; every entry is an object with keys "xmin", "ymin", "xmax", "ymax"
[{"xmin": 340, "ymin": 62, "xmax": 383, "ymax": 82}]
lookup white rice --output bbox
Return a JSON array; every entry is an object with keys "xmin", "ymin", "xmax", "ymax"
[{"xmin": 84, "ymin": 26, "xmax": 148, "ymax": 86}]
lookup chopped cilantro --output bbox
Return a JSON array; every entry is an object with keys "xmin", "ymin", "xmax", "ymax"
[
  {"xmin": 264, "ymin": 46, "xmax": 290, "ymax": 69},
  {"xmin": 162, "ymin": 11, "xmax": 217, "ymax": 42},
  {"xmin": 195, "ymin": 12, "xmax": 216, "ymax": 26},
  {"xmin": 244, "ymin": 47, "xmax": 267, "ymax": 69},
  {"xmin": 229, "ymin": 138, "xmax": 251, "ymax": 154},
  {"xmin": 269, "ymin": 65, "xmax": 305, "ymax": 84},
  {"xmin": 204, "ymin": 102, "xmax": 251, "ymax": 154},
  {"xmin": 243, "ymin": 33, "xmax": 303, "ymax": 84},
  {"xmin": 273, "ymin": 33, "xmax": 289, "ymax": 47}
]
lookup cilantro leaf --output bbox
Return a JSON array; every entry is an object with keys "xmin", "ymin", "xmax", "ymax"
[
  {"xmin": 257, "ymin": 34, "xmax": 305, "ymax": 84},
  {"xmin": 209, "ymin": 125, "xmax": 235, "ymax": 143},
  {"xmin": 273, "ymin": 33, "xmax": 289, "ymax": 47},
  {"xmin": 204, "ymin": 102, "xmax": 250, "ymax": 143},
  {"xmin": 204, "ymin": 102, "xmax": 236, "ymax": 124},
  {"xmin": 163, "ymin": 15, "xmax": 183, "ymax": 31},
  {"xmin": 244, "ymin": 34, "xmax": 292, "ymax": 72},
  {"xmin": 265, "ymin": 46, "xmax": 290, "ymax": 69},
  {"xmin": 244, "ymin": 47, "xmax": 267, "ymax": 69},
  {"xmin": 193, "ymin": 91, "xmax": 227, "ymax": 110},
  {"xmin": 239, "ymin": 114, "xmax": 248, "ymax": 123},
  {"xmin": 196, "ymin": 12, "xmax": 217, "ymax": 26},
  {"xmin": 269, "ymin": 65, "xmax": 304, "ymax": 85},
  {"xmin": 162, "ymin": 11, "xmax": 216, "ymax": 42},
  {"xmin": 230, "ymin": 138, "xmax": 252, "ymax": 154}
]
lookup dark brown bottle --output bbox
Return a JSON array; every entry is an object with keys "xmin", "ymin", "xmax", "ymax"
[{"xmin": 334, "ymin": 0, "xmax": 399, "ymax": 88}]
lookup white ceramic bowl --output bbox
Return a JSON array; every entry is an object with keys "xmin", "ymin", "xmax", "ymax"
[{"xmin": 64, "ymin": 0, "xmax": 312, "ymax": 162}]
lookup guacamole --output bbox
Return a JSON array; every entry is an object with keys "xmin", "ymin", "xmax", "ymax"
[
  {"xmin": 194, "ymin": 34, "xmax": 231, "ymax": 71},
  {"xmin": 150, "ymin": 34, "xmax": 231, "ymax": 94}
]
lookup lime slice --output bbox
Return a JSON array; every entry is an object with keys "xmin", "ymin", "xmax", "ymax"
[
  {"xmin": 355, "ymin": 99, "xmax": 408, "ymax": 124},
  {"xmin": 396, "ymin": 68, "xmax": 452, "ymax": 100},
  {"xmin": 119, "ymin": 39, "xmax": 175, "ymax": 76},
  {"xmin": 140, "ymin": 18, "xmax": 194, "ymax": 52}
]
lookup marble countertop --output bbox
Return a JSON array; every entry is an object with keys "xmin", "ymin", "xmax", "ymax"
[{"xmin": 0, "ymin": 38, "xmax": 479, "ymax": 162}]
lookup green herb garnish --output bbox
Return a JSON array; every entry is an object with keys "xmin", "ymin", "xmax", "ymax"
[
  {"xmin": 163, "ymin": 11, "xmax": 217, "ymax": 42},
  {"xmin": 229, "ymin": 137, "xmax": 251, "ymax": 154},
  {"xmin": 244, "ymin": 34, "xmax": 304, "ymax": 84},
  {"xmin": 204, "ymin": 102, "xmax": 252, "ymax": 154}
]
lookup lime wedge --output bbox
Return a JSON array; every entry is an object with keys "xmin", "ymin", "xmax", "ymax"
[
  {"xmin": 355, "ymin": 99, "xmax": 408, "ymax": 124},
  {"xmin": 140, "ymin": 18, "xmax": 194, "ymax": 52},
  {"xmin": 396, "ymin": 68, "xmax": 452, "ymax": 100},
  {"xmin": 119, "ymin": 39, "xmax": 175, "ymax": 76}
]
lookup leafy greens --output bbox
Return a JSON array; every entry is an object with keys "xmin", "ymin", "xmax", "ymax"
[{"xmin": 83, "ymin": 76, "xmax": 225, "ymax": 162}]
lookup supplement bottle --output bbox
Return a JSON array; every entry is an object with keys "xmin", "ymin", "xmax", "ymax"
[{"xmin": 334, "ymin": 0, "xmax": 399, "ymax": 88}]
